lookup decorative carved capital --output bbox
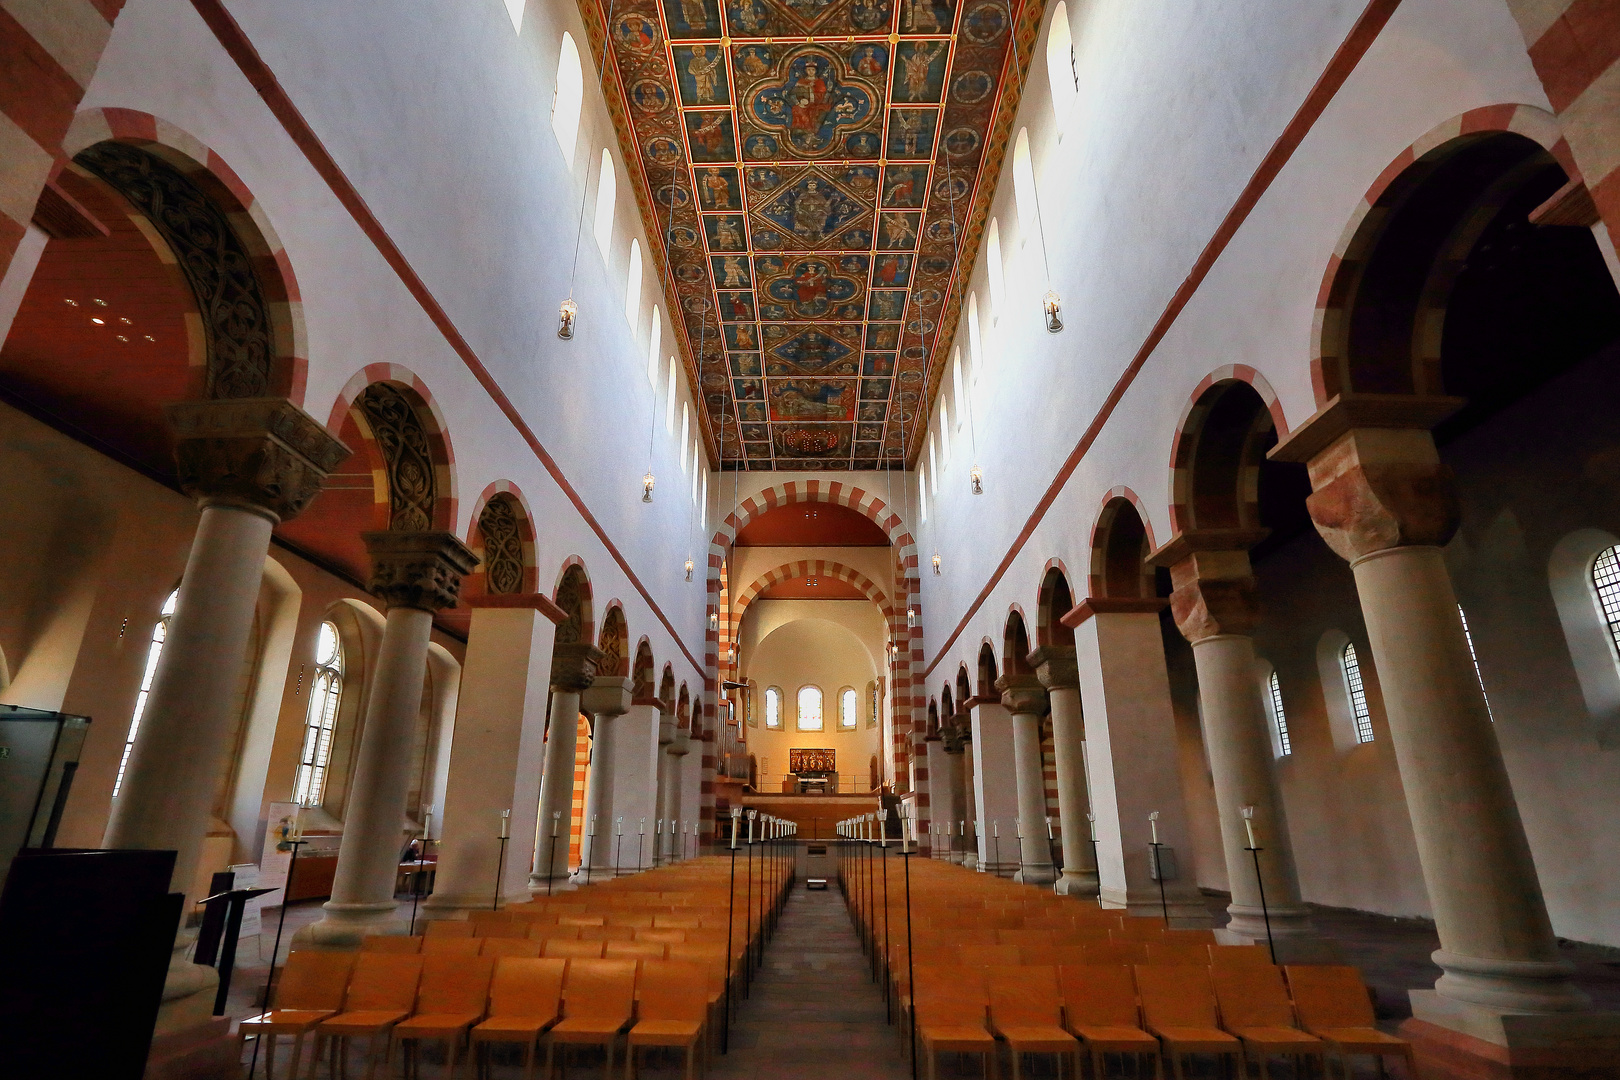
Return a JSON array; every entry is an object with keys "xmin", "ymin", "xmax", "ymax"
[
  {"xmin": 167, "ymin": 398, "xmax": 350, "ymax": 522},
  {"xmin": 363, "ymin": 530, "xmax": 478, "ymax": 612},
  {"xmin": 1027, "ymin": 645, "xmax": 1079, "ymax": 690},
  {"xmin": 550, "ymin": 641, "xmax": 604, "ymax": 693},
  {"xmin": 995, "ymin": 673, "xmax": 1048, "ymax": 716},
  {"xmin": 583, "ymin": 676, "xmax": 634, "ymax": 718},
  {"xmin": 1269, "ymin": 396, "xmax": 1462, "ymax": 563}
]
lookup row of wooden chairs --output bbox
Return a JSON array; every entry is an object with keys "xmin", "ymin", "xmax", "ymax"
[
  {"xmin": 912, "ymin": 962, "xmax": 1412, "ymax": 1080},
  {"xmin": 358, "ymin": 931, "xmax": 732, "ymax": 967}
]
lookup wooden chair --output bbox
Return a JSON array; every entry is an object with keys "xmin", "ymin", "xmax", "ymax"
[
  {"xmin": 915, "ymin": 984, "xmax": 997, "ymax": 1080},
  {"xmin": 470, "ymin": 957, "xmax": 567, "ymax": 1080},
  {"xmin": 1134, "ymin": 965, "xmax": 1242, "ymax": 1080},
  {"xmin": 316, "ymin": 952, "xmax": 424, "ymax": 1080},
  {"xmin": 1285, "ymin": 965, "xmax": 1416, "ymax": 1079},
  {"xmin": 1163, "ymin": 928, "xmax": 1218, "ymax": 945},
  {"xmin": 425, "ymin": 920, "xmax": 476, "ymax": 938},
  {"xmin": 1083, "ymin": 941, "xmax": 1148, "ymax": 966},
  {"xmin": 1209, "ymin": 945, "xmax": 1272, "ymax": 968},
  {"xmin": 1057, "ymin": 964, "xmax": 1162, "ymax": 1080},
  {"xmin": 606, "ymin": 912, "xmax": 655, "ymax": 929},
  {"xmin": 546, "ymin": 938, "xmax": 607, "ymax": 960},
  {"xmin": 480, "ymin": 921, "xmax": 534, "ymax": 940},
  {"xmin": 237, "ymin": 950, "xmax": 355, "ymax": 1080},
  {"xmin": 636, "ymin": 928, "xmax": 687, "ymax": 945},
  {"xmin": 625, "ymin": 960, "xmax": 707, "ymax": 1080},
  {"xmin": 959, "ymin": 944, "xmax": 1021, "ymax": 969},
  {"xmin": 581, "ymin": 925, "xmax": 638, "ymax": 942},
  {"xmin": 533, "ymin": 924, "xmax": 583, "ymax": 941},
  {"xmin": 392, "ymin": 954, "xmax": 494, "ymax": 1078},
  {"xmin": 558, "ymin": 914, "xmax": 607, "ymax": 928},
  {"xmin": 1210, "ymin": 964, "xmax": 1325, "ymax": 1078},
  {"xmin": 653, "ymin": 915, "xmax": 702, "ymax": 929},
  {"xmin": 667, "ymin": 944, "xmax": 728, "ymax": 1050},
  {"xmin": 551, "ymin": 959, "xmax": 637, "ymax": 1080},
  {"xmin": 986, "ymin": 965, "xmax": 1079, "ymax": 1080},
  {"xmin": 422, "ymin": 936, "xmax": 483, "ymax": 958},
  {"xmin": 360, "ymin": 935, "xmax": 423, "ymax": 954},
  {"xmin": 1113, "ymin": 920, "xmax": 1167, "ymax": 942},
  {"xmin": 482, "ymin": 937, "xmax": 545, "ymax": 959},
  {"xmin": 606, "ymin": 941, "xmax": 667, "ymax": 962},
  {"xmin": 1035, "ymin": 945, "xmax": 1090, "ymax": 968},
  {"xmin": 1147, "ymin": 941, "xmax": 1211, "ymax": 966}
]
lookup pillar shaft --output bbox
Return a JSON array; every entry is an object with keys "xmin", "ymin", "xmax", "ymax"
[
  {"xmin": 1032, "ymin": 647, "xmax": 1097, "ymax": 897},
  {"xmin": 1010, "ymin": 709, "xmax": 1056, "ymax": 884},
  {"xmin": 425, "ymin": 603, "xmax": 556, "ymax": 914},
  {"xmin": 1072, "ymin": 601, "xmax": 1210, "ymax": 925},
  {"xmin": 969, "ymin": 702, "xmax": 1019, "ymax": 876},
  {"xmin": 580, "ymin": 677, "xmax": 633, "ymax": 869},
  {"xmin": 663, "ymin": 734, "xmax": 690, "ymax": 858},
  {"xmin": 959, "ymin": 729, "xmax": 978, "ymax": 870}
]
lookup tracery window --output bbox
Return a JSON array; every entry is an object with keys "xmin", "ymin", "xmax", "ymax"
[
  {"xmin": 1593, "ymin": 545, "xmax": 1620, "ymax": 666},
  {"xmin": 1341, "ymin": 643, "xmax": 1374, "ymax": 744},
  {"xmin": 114, "ymin": 589, "xmax": 178, "ymax": 797},
  {"xmin": 839, "ymin": 687, "xmax": 857, "ymax": 729},
  {"xmin": 293, "ymin": 622, "xmax": 345, "ymax": 806},
  {"xmin": 765, "ymin": 686, "xmax": 782, "ymax": 729},
  {"xmin": 1266, "ymin": 669, "xmax": 1291, "ymax": 756},
  {"xmin": 797, "ymin": 685, "xmax": 824, "ymax": 732},
  {"xmin": 552, "ymin": 33, "xmax": 583, "ymax": 167}
]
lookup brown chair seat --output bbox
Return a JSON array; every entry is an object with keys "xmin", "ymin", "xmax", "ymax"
[
  {"xmin": 995, "ymin": 1023, "xmax": 1077, "ymax": 1051},
  {"xmin": 1150, "ymin": 1025, "xmax": 1241, "ymax": 1053},
  {"xmin": 1067, "ymin": 1024, "xmax": 1159, "ymax": 1051},
  {"xmin": 550, "ymin": 1016, "xmax": 629, "ymax": 1040},
  {"xmin": 321, "ymin": 1009, "xmax": 410, "ymax": 1034},
  {"xmin": 393, "ymin": 1010, "xmax": 484, "ymax": 1039},
  {"xmin": 918, "ymin": 1022, "xmax": 996, "ymax": 1052},
  {"xmin": 1227, "ymin": 1025, "xmax": 1323, "ymax": 1051},
  {"xmin": 471, "ymin": 1014, "xmax": 553, "ymax": 1036},
  {"xmin": 1310, "ymin": 1025, "xmax": 1411, "ymax": 1054},
  {"xmin": 240, "ymin": 1008, "xmax": 335, "ymax": 1033},
  {"xmin": 627, "ymin": 1018, "xmax": 702, "ymax": 1042}
]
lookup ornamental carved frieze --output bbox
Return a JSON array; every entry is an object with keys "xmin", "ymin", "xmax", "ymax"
[
  {"xmin": 76, "ymin": 142, "xmax": 275, "ymax": 400},
  {"xmin": 167, "ymin": 398, "xmax": 350, "ymax": 522},
  {"xmin": 363, "ymin": 530, "xmax": 478, "ymax": 612},
  {"xmin": 478, "ymin": 495, "xmax": 526, "ymax": 594},
  {"xmin": 355, "ymin": 383, "xmax": 437, "ymax": 532}
]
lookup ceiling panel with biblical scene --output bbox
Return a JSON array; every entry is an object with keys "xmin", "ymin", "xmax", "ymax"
[{"xmin": 580, "ymin": 0, "xmax": 1041, "ymax": 468}]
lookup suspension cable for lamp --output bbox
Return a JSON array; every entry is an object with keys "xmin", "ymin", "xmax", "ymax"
[
  {"xmin": 938, "ymin": 85, "xmax": 982, "ymax": 492},
  {"xmin": 559, "ymin": 0, "xmax": 624, "ymax": 337},
  {"xmin": 1004, "ymin": 4, "xmax": 1062, "ymax": 331}
]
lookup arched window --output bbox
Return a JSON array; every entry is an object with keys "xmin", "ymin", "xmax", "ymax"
[
  {"xmin": 765, "ymin": 687, "xmax": 782, "ymax": 729},
  {"xmin": 797, "ymin": 686, "xmax": 824, "ymax": 731},
  {"xmin": 680, "ymin": 403, "xmax": 690, "ymax": 474},
  {"xmin": 952, "ymin": 345, "xmax": 968, "ymax": 430},
  {"xmin": 503, "ymin": 0, "xmax": 524, "ymax": 33},
  {"xmin": 665, "ymin": 363, "xmax": 678, "ymax": 433},
  {"xmin": 1012, "ymin": 128, "xmax": 1044, "ymax": 274},
  {"xmin": 928, "ymin": 434, "xmax": 939, "ymax": 491},
  {"xmin": 552, "ymin": 33, "xmax": 583, "ymax": 168},
  {"xmin": 966, "ymin": 294, "xmax": 984, "ymax": 386},
  {"xmin": 1266, "ymin": 668, "xmax": 1291, "ymax": 756},
  {"xmin": 625, "ymin": 239, "xmax": 642, "ymax": 330},
  {"xmin": 593, "ymin": 149, "xmax": 617, "ymax": 254},
  {"xmin": 917, "ymin": 468, "xmax": 927, "ymax": 523},
  {"xmin": 937, "ymin": 399, "xmax": 951, "ymax": 465},
  {"xmin": 1045, "ymin": 1, "xmax": 1078, "ymax": 128},
  {"xmin": 293, "ymin": 621, "xmax": 345, "ymax": 806},
  {"xmin": 114, "ymin": 589, "xmax": 178, "ymax": 797},
  {"xmin": 986, "ymin": 219, "xmax": 1006, "ymax": 321},
  {"xmin": 839, "ymin": 687, "xmax": 858, "ymax": 729},
  {"xmin": 1457, "ymin": 605, "xmax": 1494, "ymax": 722},
  {"xmin": 647, "ymin": 310, "xmax": 661, "ymax": 385},
  {"xmin": 1592, "ymin": 545, "xmax": 1620, "ymax": 660},
  {"xmin": 1341, "ymin": 643, "xmax": 1374, "ymax": 744}
]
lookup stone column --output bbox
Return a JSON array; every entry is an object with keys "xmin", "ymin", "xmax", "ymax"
[
  {"xmin": 1274, "ymin": 403, "xmax": 1619, "ymax": 1053},
  {"xmin": 580, "ymin": 676, "xmax": 633, "ymax": 871},
  {"xmin": 529, "ymin": 642, "xmax": 603, "ymax": 892},
  {"xmin": 939, "ymin": 737, "xmax": 967, "ymax": 864},
  {"xmin": 1071, "ymin": 599, "xmax": 1210, "ymax": 925},
  {"xmin": 654, "ymin": 706, "xmax": 675, "ymax": 859},
  {"xmin": 924, "ymin": 736, "xmax": 952, "ymax": 859},
  {"xmin": 663, "ymin": 731, "xmax": 690, "ymax": 858},
  {"xmin": 958, "ymin": 717, "xmax": 978, "ymax": 870},
  {"xmin": 1030, "ymin": 645, "xmax": 1098, "ymax": 897},
  {"xmin": 1151, "ymin": 531, "xmax": 1334, "ymax": 960},
  {"xmin": 299, "ymin": 532, "xmax": 477, "ymax": 945},
  {"xmin": 424, "ymin": 596, "xmax": 561, "ymax": 915},
  {"xmin": 104, "ymin": 399, "xmax": 345, "ymax": 1018},
  {"xmin": 998, "ymin": 674, "xmax": 1057, "ymax": 885},
  {"xmin": 969, "ymin": 700, "xmax": 1020, "ymax": 875}
]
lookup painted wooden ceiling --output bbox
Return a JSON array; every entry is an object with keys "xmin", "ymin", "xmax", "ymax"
[{"xmin": 580, "ymin": 0, "xmax": 1041, "ymax": 469}]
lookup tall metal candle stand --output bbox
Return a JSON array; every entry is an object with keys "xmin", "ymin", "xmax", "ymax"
[
  {"xmin": 546, "ymin": 811, "xmax": 561, "ymax": 897},
  {"xmin": 247, "ymin": 837, "xmax": 306, "ymax": 1080},
  {"xmin": 1241, "ymin": 806, "xmax": 1277, "ymax": 963},
  {"xmin": 723, "ymin": 807, "xmax": 740, "ymax": 1053}
]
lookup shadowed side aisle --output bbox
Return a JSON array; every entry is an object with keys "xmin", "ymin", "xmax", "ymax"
[{"xmin": 708, "ymin": 885, "xmax": 911, "ymax": 1080}]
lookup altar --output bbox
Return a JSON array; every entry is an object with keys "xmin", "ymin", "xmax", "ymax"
[{"xmin": 786, "ymin": 748, "xmax": 837, "ymax": 794}]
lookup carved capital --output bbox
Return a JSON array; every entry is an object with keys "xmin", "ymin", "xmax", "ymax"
[
  {"xmin": 1269, "ymin": 395, "xmax": 1462, "ymax": 563},
  {"xmin": 363, "ymin": 530, "xmax": 478, "ymax": 612},
  {"xmin": 1157, "ymin": 541, "xmax": 1262, "ymax": 643},
  {"xmin": 168, "ymin": 398, "xmax": 350, "ymax": 522},
  {"xmin": 1027, "ymin": 645, "xmax": 1079, "ymax": 690},
  {"xmin": 583, "ymin": 676, "xmax": 634, "ymax": 717},
  {"xmin": 995, "ymin": 673, "xmax": 1048, "ymax": 717},
  {"xmin": 550, "ymin": 641, "xmax": 604, "ymax": 693},
  {"xmin": 1304, "ymin": 429, "xmax": 1458, "ymax": 562}
]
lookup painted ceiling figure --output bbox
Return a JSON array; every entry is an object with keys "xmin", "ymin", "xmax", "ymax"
[
  {"xmin": 721, "ymin": 256, "xmax": 749, "ymax": 288},
  {"xmin": 692, "ymin": 113, "xmax": 728, "ymax": 154},
  {"xmin": 894, "ymin": 110, "xmax": 924, "ymax": 155},
  {"xmin": 905, "ymin": 0, "xmax": 939, "ymax": 33},
  {"xmin": 791, "ymin": 179, "xmax": 833, "ymax": 237},
  {"xmin": 702, "ymin": 167, "xmax": 733, "ymax": 209},
  {"xmin": 680, "ymin": 0, "xmax": 709, "ymax": 32},
  {"xmin": 791, "ymin": 59, "xmax": 832, "ymax": 134},
  {"xmin": 884, "ymin": 213, "xmax": 916, "ymax": 246},
  {"xmin": 885, "ymin": 171, "xmax": 916, "ymax": 205},
  {"xmin": 688, "ymin": 46, "xmax": 723, "ymax": 103},
  {"xmin": 853, "ymin": 45, "xmax": 884, "ymax": 77},
  {"xmin": 901, "ymin": 43, "xmax": 942, "ymax": 100},
  {"xmin": 794, "ymin": 261, "xmax": 829, "ymax": 306},
  {"xmin": 715, "ymin": 216, "xmax": 742, "ymax": 248}
]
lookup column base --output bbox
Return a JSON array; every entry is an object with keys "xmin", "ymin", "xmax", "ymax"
[
  {"xmin": 961, "ymin": 853, "xmax": 979, "ymax": 871},
  {"xmin": 1401, "ymin": 1001, "xmax": 1620, "ymax": 1080},
  {"xmin": 290, "ymin": 900, "xmax": 405, "ymax": 949},
  {"xmin": 1014, "ymin": 864, "xmax": 1058, "ymax": 886},
  {"xmin": 1213, "ymin": 924, "xmax": 1344, "ymax": 964},
  {"xmin": 144, "ymin": 1017, "xmax": 237, "ymax": 1080},
  {"xmin": 1099, "ymin": 885, "xmax": 1213, "ymax": 928},
  {"xmin": 421, "ymin": 888, "xmax": 534, "ymax": 917},
  {"xmin": 1054, "ymin": 869, "xmax": 1100, "ymax": 897},
  {"xmin": 527, "ymin": 874, "xmax": 579, "ymax": 896},
  {"xmin": 978, "ymin": 860, "xmax": 1021, "ymax": 877},
  {"xmin": 155, "ymin": 937, "xmax": 219, "ymax": 1037}
]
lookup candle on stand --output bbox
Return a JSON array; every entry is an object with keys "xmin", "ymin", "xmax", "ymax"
[
  {"xmin": 1149, "ymin": 811, "xmax": 1160, "ymax": 845},
  {"xmin": 1087, "ymin": 813, "xmax": 1097, "ymax": 841},
  {"xmin": 639, "ymin": 817, "xmax": 646, "ymax": 835},
  {"xmin": 423, "ymin": 807, "xmax": 434, "ymax": 841},
  {"xmin": 616, "ymin": 816, "xmax": 623, "ymax": 836},
  {"xmin": 1015, "ymin": 818, "xmax": 1022, "ymax": 839},
  {"xmin": 499, "ymin": 809, "xmax": 510, "ymax": 839},
  {"xmin": 1045, "ymin": 816, "xmax": 1054, "ymax": 840},
  {"xmin": 1240, "ymin": 805, "xmax": 1257, "ymax": 848},
  {"xmin": 730, "ymin": 807, "xmax": 742, "ymax": 849},
  {"xmin": 588, "ymin": 815, "xmax": 596, "ymax": 837},
  {"xmin": 551, "ymin": 810, "xmax": 561, "ymax": 837}
]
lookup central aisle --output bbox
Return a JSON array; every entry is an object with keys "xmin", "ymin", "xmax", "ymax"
[{"xmin": 708, "ymin": 884, "xmax": 910, "ymax": 1079}]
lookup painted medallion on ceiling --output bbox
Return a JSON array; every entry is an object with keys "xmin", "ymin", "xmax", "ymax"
[{"xmin": 583, "ymin": 0, "xmax": 1040, "ymax": 468}]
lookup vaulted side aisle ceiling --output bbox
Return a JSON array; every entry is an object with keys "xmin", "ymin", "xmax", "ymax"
[{"xmin": 579, "ymin": 0, "xmax": 1041, "ymax": 469}]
